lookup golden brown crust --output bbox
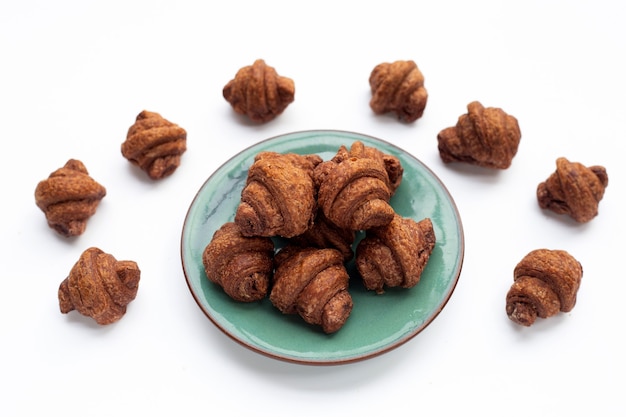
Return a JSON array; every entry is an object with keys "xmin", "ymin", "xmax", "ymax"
[
  {"xmin": 321, "ymin": 140, "xmax": 404, "ymax": 194},
  {"xmin": 356, "ymin": 215, "xmax": 436, "ymax": 293},
  {"xmin": 235, "ymin": 151, "xmax": 322, "ymax": 238},
  {"xmin": 537, "ymin": 157, "xmax": 608, "ymax": 223},
  {"xmin": 314, "ymin": 141, "xmax": 402, "ymax": 231},
  {"xmin": 223, "ymin": 59, "xmax": 295, "ymax": 123},
  {"xmin": 369, "ymin": 60, "xmax": 428, "ymax": 123},
  {"xmin": 506, "ymin": 249, "xmax": 583, "ymax": 326},
  {"xmin": 202, "ymin": 222, "xmax": 274, "ymax": 302},
  {"xmin": 289, "ymin": 211, "xmax": 356, "ymax": 262},
  {"xmin": 437, "ymin": 101, "xmax": 521, "ymax": 169},
  {"xmin": 58, "ymin": 247, "xmax": 140, "ymax": 325},
  {"xmin": 34, "ymin": 159, "xmax": 106, "ymax": 237},
  {"xmin": 121, "ymin": 110, "xmax": 187, "ymax": 180},
  {"xmin": 270, "ymin": 246, "xmax": 353, "ymax": 333}
]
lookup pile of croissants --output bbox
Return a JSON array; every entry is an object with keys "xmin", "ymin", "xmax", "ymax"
[{"xmin": 202, "ymin": 140, "xmax": 436, "ymax": 333}]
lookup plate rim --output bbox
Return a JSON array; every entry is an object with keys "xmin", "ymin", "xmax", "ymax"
[{"xmin": 180, "ymin": 129, "xmax": 465, "ymax": 365}]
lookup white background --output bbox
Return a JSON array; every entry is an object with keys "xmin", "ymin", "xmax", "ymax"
[{"xmin": 2, "ymin": 1, "xmax": 624, "ymax": 415}]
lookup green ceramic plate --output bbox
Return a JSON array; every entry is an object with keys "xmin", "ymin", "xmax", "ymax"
[{"xmin": 181, "ymin": 130, "xmax": 464, "ymax": 365}]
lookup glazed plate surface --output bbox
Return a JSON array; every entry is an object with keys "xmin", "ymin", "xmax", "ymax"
[{"xmin": 180, "ymin": 130, "xmax": 464, "ymax": 365}]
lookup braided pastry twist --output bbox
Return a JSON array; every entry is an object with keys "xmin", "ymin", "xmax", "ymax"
[
  {"xmin": 121, "ymin": 110, "xmax": 187, "ymax": 179},
  {"xmin": 270, "ymin": 246, "xmax": 353, "ymax": 333},
  {"xmin": 437, "ymin": 101, "xmax": 521, "ymax": 169},
  {"xmin": 537, "ymin": 157, "xmax": 608, "ymax": 223},
  {"xmin": 356, "ymin": 215, "xmax": 436, "ymax": 294},
  {"xmin": 369, "ymin": 60, "xmax": 428, "ymax": 122},
  {"xmin": 223, "ymin": 59, "xmax": 295, "ymax": 123},
  {"xmin": 202, "ymin": 222, "xmax": 274, "ymax": 302},
  {"xmin": 58, "ymin": 247, "xmax": 140, "ymax": 325},
  {"xmin": 506, "ymin": 249, "xmax": 583, "ymax": 327},
  {"xmin": 34, "ymin": 159, "xmax": 106, "ymax": 237}
]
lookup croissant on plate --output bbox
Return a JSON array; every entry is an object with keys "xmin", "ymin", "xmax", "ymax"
[
  {"xmin": 289, "ymin": 211, "xmax": 356, "ymax": 262},
  {"xmin": 235, "ymin": 151, "xmax": 323, "ymax": 238},
  {"xmin": 506, "ymin": 249, "xmax": 583, "ymax": 327},
  {"xmin": 58, "ymin": 247, "xmax": 140, "ymax": 325},
  {"xmin": 270, "ymin": 245, "xmax": 353, "ymax": 333},
  {"xmin": 314, "ymin": 141, "xmax": 403, "ymax": 231},
  {"xmin": 34, "ymin": 159, "xmax": 106, "ymax": 237},
  {"xmin": 202, "ymin": 222, "xmax": 275, "ymax": 302},
  {"xmin": 356, "ymin": 215, "xmax": 436, "ymax": 294}
]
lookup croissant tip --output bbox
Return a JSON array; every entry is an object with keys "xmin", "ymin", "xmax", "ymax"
[
  {"xmin": 507, "ymin": 303, "xmax": 537, "ymax": 327},
  {"xmin": 51, "ymin": 220, "xmax": 87, "ymax": 238}
]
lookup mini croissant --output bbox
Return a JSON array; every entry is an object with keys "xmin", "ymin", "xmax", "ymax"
[
  {"xmin": 58, "ymin": 247, "xmax": 140, "ymax": 325},
  {"xmin": 202, "ymin": 222, "xmax": 275, "ymax": 302},
  {"xmin": 356, "ymin": 215, "xmax": 436, "ymax": 294},
  {"xmin": 437, "ymin": 101, "xmax": 521, "ymax": 169},
  {"xmin": 270, "ymin": 246, "xmax": 353, "ymax": 334},
  {"xmin": 314, "ymin": 141, "xmax": 403, "ymax": 231},
  {"xmin": 537, "ymin": 157, "xmax": 608, "ymax": 223},
  {"xmin": 121, "ymin": 110, "xmax": 187, "ymax": 179},
  {"xmin": 223, "ymin": 59, "xmax": 295, "ymax": 123},
  {"xmin": 289, "ymin": 211, "xmax": 356, "ymax": 262},
  {"xmin": 235, "ymin": 151, "xmax": 322, "ymax": 238},
  {"xmin": 34, "ymin": 159, "xmax": 106, "ymax": 237},
  {"xmin": 506, "ymin": 249, "xmax": 583, "ymax": 327},
  {"xmin": 369, "ymin": 60, "xmax": 428, "ymax": 123}
]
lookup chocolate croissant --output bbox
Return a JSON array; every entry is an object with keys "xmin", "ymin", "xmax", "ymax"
[
  {"xmin": 121, "ymin": 110, "xmax": 187, "ymax": 179},
  {"xmin": 202, "ymin": 222, "xmax": 274, "ymax": 302},
  {"xmin": 437, "ymin": 101, "xmax": 521, "ymax": 169},
  {"xmin": 34, "ymin": 159, "xmax": 106, "ymax": 237},
  {"xmin": 235, "ymin": 151, "xmax": 323, "ymax": 238},
  {"xmin": 58, "ymin": 247, "xmax": 140, "ymax": 325},
  {"xmin": 537, "ymin": 157, "xmax": 608, "ymax": 223},
  {"xmin": 270, "ymin": 246, "xmax": 353, "ymax": 333},
  {"xmin": 314, "ymin": 141, "xmax": 402, "ymax": 231},
  {"xmin": 506, "ymin": 249, "xmax": 583, "ymax": 327},
  {"xmin": 356, "ymin": 215, "xmax": 436, "ymax": 294}
]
